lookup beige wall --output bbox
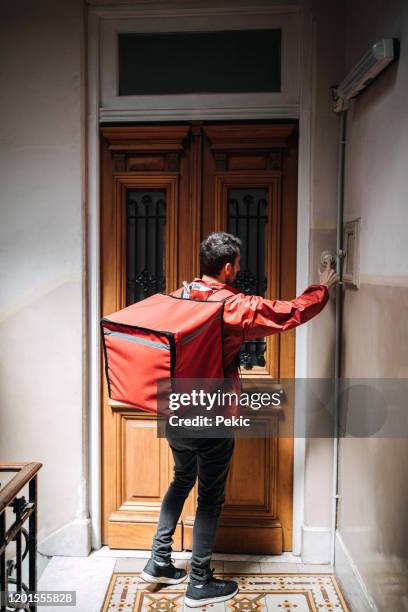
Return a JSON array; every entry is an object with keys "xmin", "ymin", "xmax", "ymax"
[
  {"xmin": 335, "ymin": 0, "xmax": 408, "ymax": 609},
  {"xmin": 0, "ymin": 0, "xmax": 89, "ymax": 557}
]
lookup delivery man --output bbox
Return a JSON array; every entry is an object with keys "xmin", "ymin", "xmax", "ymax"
[{"xmin": 141, "ymin": 232, "xmax": 339, "ymax": 607}]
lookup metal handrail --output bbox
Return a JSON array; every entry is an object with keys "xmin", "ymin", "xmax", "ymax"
[
  {"xmin": 0, "ymin": 463, "xmax": 42, "ymax": 515},
  {"xmin": 0, "ymin": 461, "xmax": 42, "ymax": 611}
]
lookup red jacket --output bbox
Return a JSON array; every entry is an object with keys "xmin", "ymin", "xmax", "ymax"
[
  {"xmin": 173, "ymin": 276, "xmax": 329, "ymax": 376},
  {"xmin": 169, "ymin": 278, "xmax": 329, "ymax": 417}
]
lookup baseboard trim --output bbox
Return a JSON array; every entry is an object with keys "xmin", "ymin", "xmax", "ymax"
[
  {"xmin": 335, "ymin": 531, "xmax": 377, "ymax": 612},
  {"xmin": 301, "ymin": 525, "xmax": 331, "ymax": 564},
  {"xmin": 38, "ymin": 518, "xmax": 91, "ymax": 557}
]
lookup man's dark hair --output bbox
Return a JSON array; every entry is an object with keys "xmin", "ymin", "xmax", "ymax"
[{"xmin": 200, "ymin": 232, "xmax": 241, "ymax": 276}]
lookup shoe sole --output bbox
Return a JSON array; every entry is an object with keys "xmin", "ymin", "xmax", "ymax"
[
  {"xmin": 184, "ymin": 586, "xmax": 239, "ymax": 607},
  {"xmin": 140, "ymin": 570, "xmax": 188, "ymax": 585}
]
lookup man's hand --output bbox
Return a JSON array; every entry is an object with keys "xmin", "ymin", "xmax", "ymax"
[{"xmin": 318, "ymin": 260, "xmax": 340, "ymax": 289}]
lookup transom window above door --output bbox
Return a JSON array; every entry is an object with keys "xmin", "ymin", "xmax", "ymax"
[
  {"xmin": 98, "ymin": 9, "xmax": 301, "ymax": 121},
  {"xmin": 118, "ymin": 30, "xmax": 281, "ymax": 96}
]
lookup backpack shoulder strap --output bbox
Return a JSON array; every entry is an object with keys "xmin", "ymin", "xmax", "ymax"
[{"xmin": 206, "ymin": 287, "xmax": 236, "ymax": 302}]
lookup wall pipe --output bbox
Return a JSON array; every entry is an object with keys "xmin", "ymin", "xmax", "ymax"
[{"xmin": 330, "ymin": 110, "xmax": 347, "ymax": 567}]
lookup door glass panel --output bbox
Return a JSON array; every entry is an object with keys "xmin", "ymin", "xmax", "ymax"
[
  {"xmin": 118, "ymin": 29, "xmax": 281, "ymax": 96},
  {"xmin": 228, "ymin": 188, "xmax": 268, "ymax": 369},
  {"xmin": 126, "ymin": 190, "xmax": 166, "ymax": 305}
]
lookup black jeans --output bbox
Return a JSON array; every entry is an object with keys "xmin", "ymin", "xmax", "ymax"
[{"xmin": 151, "ymin": 422, "xmax": 235, "ymax": 582}]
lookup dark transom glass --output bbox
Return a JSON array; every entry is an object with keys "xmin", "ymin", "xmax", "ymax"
[{"xmin": 118, "ymin": 29, "xmax": 281, "ymax": 96}]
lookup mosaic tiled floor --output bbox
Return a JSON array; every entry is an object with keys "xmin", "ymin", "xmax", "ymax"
[{"xmin": 101, "ymin": 572, "xmax": 350, "ymax": 611}]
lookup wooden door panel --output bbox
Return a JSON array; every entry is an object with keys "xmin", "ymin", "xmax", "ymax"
[
  {"xmin": 225, "ymin": 437, "xmax": 273, "ymax": 508},
  {"xmin": 122, "ymin": 418, "xmax": 162, "ymax": 501},
  {"xmin": 107, "ymin": 409, "xmax": 181, "ymax": 549},
  {"xmin": 101, "ymin": 122, "xmax": 297, "ymax": 553}
]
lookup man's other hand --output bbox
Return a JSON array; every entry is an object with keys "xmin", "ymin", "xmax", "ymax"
[{"xmin": 318, "ymin": 261, "xmax": 340, "ymax": 289}]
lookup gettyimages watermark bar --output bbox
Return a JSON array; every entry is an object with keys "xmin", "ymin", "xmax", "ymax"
[{"xmin": 156, "ymin": 378, "xmax": 408, "ymax": 439}]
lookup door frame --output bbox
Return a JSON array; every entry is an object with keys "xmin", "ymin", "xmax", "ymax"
[{"xmin": 87, "ymin": 2, "xmax": 315, "ymax": 555}]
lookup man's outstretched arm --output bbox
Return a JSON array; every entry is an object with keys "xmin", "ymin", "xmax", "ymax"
[{"xmin": 224, "ymin": 263, "xmax": 339, "ymax": 340}]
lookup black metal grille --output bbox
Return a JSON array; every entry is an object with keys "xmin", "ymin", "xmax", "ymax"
[
  {"xmin": 228, "ymin": 189, "xmax": 268, "ymax": 369},
  {"xmin": 126, "ymin": 191, "xmax": 166, "ymax": 305}
]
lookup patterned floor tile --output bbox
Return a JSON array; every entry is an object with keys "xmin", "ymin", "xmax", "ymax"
[{"xmin": 102, "ymin": 572, "xmax": 350, "ymax": 611}]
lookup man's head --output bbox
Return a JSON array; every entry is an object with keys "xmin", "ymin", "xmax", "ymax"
[{"xmin": 199, "ymin": 232, "xmax": 241, "ymax": 284}]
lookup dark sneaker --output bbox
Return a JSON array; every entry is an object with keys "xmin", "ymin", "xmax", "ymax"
[
  {"xmin": 184, "ymin": 568, "xmax": 239, "ymax": 607},
  {"xmin": 141, "ymin": 557, "xmax": 187, "ymax": 584}
]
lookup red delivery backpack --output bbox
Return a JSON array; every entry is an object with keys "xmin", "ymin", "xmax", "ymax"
[{"xmin": 100, "ymin": 281, "xmax": 234, "ymax": 415}]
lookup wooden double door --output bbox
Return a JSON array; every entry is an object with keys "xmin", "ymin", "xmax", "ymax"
[{"xmin": 101, "ymin": 121, "xmax": 298, "ymax": 553}]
